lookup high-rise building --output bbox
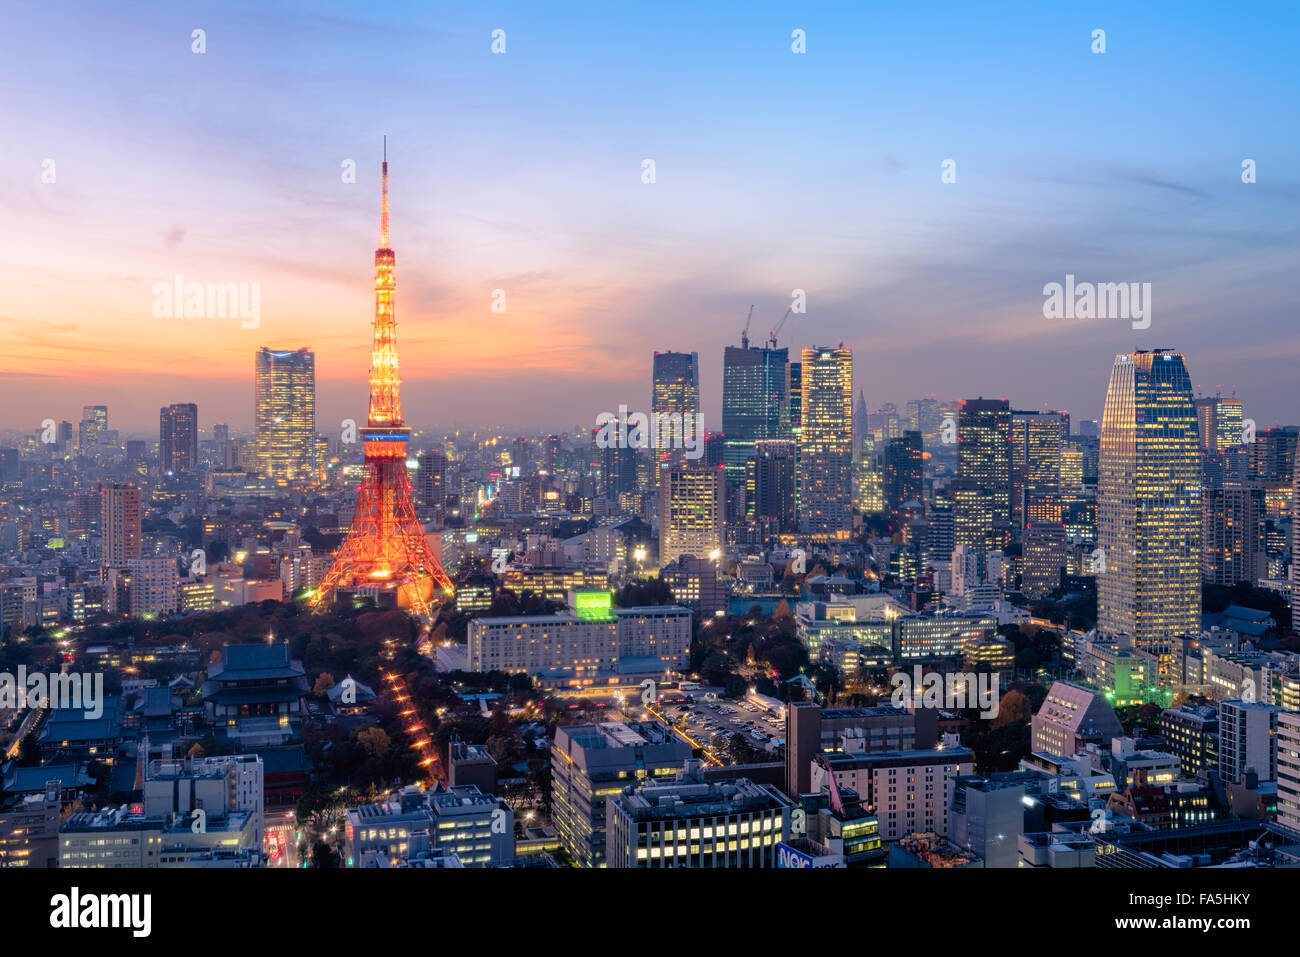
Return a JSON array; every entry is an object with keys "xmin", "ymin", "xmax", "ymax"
[
  {"xmin": 721, "ymin": 344, "xmax": 788, "ymax": 488},
  {"xmin": 593, "ymin": 421, "xmax": 638, "ymax": 500},
  {"xmin": 417, "ymin": 449, "xmax": 447, "ymax": 513},
  {"xmin": 651, "ymin": 351, "xmax": 700, "ymax": 480},
  {"xmin": 212, "ymin": 422, "xmax": 234, "ymax": 469},
  {"xmin": 1097, "ymin": 351, "xmax": 1201, "ymax": 646},
  {"xmin": 255, "ymin": 347, "xmax": 316, "ymax": 482},
  {"xmin": 1249, "ymin": 426, "xmax": 1298, "ymax": 484},
  {"xmin": 1011, "ymin": 410, "xmax": 1065, "ymax": 527},
  {"xmin": 659, "ymin": 466, "xmax": 726, "ymax": 567},
  {"xmin": 159, "ymin": 403, "xmax": 198, "ymax": 475},
  {"xmin": 1194, "ymin": 395, "xmax": 1244, "ymax": 454},
  {"xmin": 1202, "ymin": 484, "xmax": 1265, "ymax": 585},
  {"xmin": 127, "ymin": 557, "xmax": 179, "ymax": 617},
  {"xmin": 884, "ymin": 431, "xmax": 924, "ymax": 523},
  {"xmin": 749, "ymin": 439, "xmax": 797, "ymax": 530},
  {"xmin": 799, "ymin": 346, "xmax": 853, "ymax": 539},
  {"xmin": 854, "ymin": 433, "xmax": 884, "ymax": 515},
  {"xmin": 956, "ymin": 399, "xmax": 1010, "ymax": 548},
  {"xmin": 79, "ymin": 405, "xmax": 108, "ymax": 456},
  {"xmin": 1021, "ymin": 522, "xmax": 1068, "ymax": 598},
  {"xmin": 101, "ymin": 483, "xmax": 142, "ymax": 567}
]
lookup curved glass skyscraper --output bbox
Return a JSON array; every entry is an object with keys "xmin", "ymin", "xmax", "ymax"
[{"xmin": 1097, "ymin": 350, "xmax": 1201, "ymax": 646}]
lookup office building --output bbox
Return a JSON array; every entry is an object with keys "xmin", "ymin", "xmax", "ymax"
[
  {"xmin": 1021, "ymin": 522, "xmax": 1068, "ymax": 598},
  {"xmin": 948, "ymin": 774, "xmax": 1028, "ymax": 869},
  {"xmin": 1030, "ymin": 681, "xmax": 1124, "ymax": 757},
  {"xmin": 799, "ymin": 346, "xmax": 853, "ymax": 538},
  {"xmin": 1195, "ymin": 395, "xmax": 1244, "ymax": 455},
  {"xmin": 784, "ymin": 702, "xmax": 933, "ymax": 798},
  {"xmin": 143, "ymin": 753, "xmax": 265, "ymax": 849},
  {"xmin": 417, "ymin": 449, "xmax": 447, "ymax": 516},
  {"xmin": 551, "ymin": 721, "xmax": 694, "ymax": 867},
  {"xmin": 254, "ymin": 347, "xmax": 316, "ymax": 482},
  {"xmin": 884, "ymin": 431, "xmax": 924, "ymax": 521},
  {"xmin": 1011, "ymin": 410, "xmax": 1066, "ymax": 526},
  {"xmin": 956, "ymin": 398, "xmax": 1011, "ymax": 549},
  {"xmin": 749, "ymin": 438, "xmax": 797, "ymax": 528},
  {"xmin": 1202, "ymin": 484, "xmax": 1266, "ymax": 585},
  {"xmin": 1097, "ymin": 350, "xmax": 1201, "ymax": 646},
  {"xmin": 1218, "ymin": 699, "xmax": 1281, "ymax": 784},
  {"xmin": 344, "ymin": 784, "xmax": 513, "ymax": 868},
  {"xmin": 721, "ymin": 343, "xmax": 788, "ymax": 487},
  {"xmin": 810, "ymin": 747, "xmax": 974, "ymax": 843},
  {"xmin": 651, "ymin": 350, "xmax": 700, "ymax": 479},
  {"xmin": 606, "ymin": 763, "xmax": 793, "ymax": 868},
  {"xmin": 159, "ymin": 402, "xmax": 198, "ymax": 474},
  {"xmin": 658, "ymin": 465, "xmax": 725, "ymax": 566},
  {"xmin": 79, "ymin": 405, "xmax": 108, "ymax": 456},
  {"xmin": 0, "ymin": 783, "xmax": 62, "ymax": 869}
]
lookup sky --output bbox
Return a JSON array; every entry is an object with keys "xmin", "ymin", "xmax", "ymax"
[{"xmin": 1, "ymin": 0, "xmax": 1297, "ymax": 438}]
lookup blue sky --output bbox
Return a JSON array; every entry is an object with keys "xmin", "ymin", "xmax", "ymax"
[{"xmin": 1, "ymin": 0, "xmax": 1297, "ymax": 433}]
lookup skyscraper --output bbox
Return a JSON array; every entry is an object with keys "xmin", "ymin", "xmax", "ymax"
[
  {"xmin": 884, "ymin": 431, "xmax": 924, "ymax": 523},
  {"xmin": 1202, "ymin": 485, "xmax": 1265, "ymax": 585},
  {"xmin": 1010, "ymin": 410, "xmax": 1066, "ymax": 527},
  {"xmin": 79, "ymin": 405, "xmax": 108, "ymax": 456},
  {"xmin": 417, "ymin": 449, "xmax": 448, "ymax": 520},
  {"xmin": 651, "ymin": 351, "xmax": 700, "ymax": 480},
  {"xmin": 721, "ymin": 343, "xmax": 788, "ymax": 487},
  {"xmin": 255, "ymin": 347, "xmax": 316, "ymax": 482},
  {"xmin": 799, "ymin": 346, "xmax": 853, "ymax": 539},
  {"xmin": 1194, "ymin": 395, "xmax": 1244, "ymax": 454},
  {"xmin": 956, "ymin": 398, "xmax": 1010, "ymax": 549},
  {"xmin": 659, "ymin": 465, "xmax": 726, "ymax": 567},
  {"xmin": 311, "ymin": 142, "xmax": 455, "ymax": 618},
  {"xmin": 101, "ymin": 483, "xmax": 142, "ymax": 567},
  {"xmin": 159, "ymin": 402, "xmax": 199, "ymax": 475},
  {"xmin": 749, "ymin": 439, "xmax": 797, "ymax": 530},
  {"xmin": 1097, "ymin": 350, "xmax": 1201, "ymax": 645}
]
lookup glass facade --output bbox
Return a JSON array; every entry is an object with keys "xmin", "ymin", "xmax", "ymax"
[{"xmin": 1098, "ymin": 350, "xmax": 1201, "ymax": 646}]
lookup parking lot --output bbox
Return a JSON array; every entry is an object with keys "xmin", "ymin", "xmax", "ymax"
[{"xmin": 663, "ymin": 698, "xmax": 785, "ymax": 759}]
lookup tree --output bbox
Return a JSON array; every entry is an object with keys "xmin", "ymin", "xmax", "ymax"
[
  {"xmin": 314, "ymin": 673, "xmax": 336, "ymax": 694},
  {"xmin": 992, "ymin": 690, "xmax": 1031, "ymax": 729},
  {"xmin": 311, "ymin": 841, "xmax": 342, "ymax": 868},
  {"xmin": 357, "ymin": 727, "xmax": 391, "ymax": 758}
]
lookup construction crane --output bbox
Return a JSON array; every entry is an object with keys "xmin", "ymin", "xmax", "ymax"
[
  {"xmin": 768, "ymin": 303, "xmax": 794, "ymax": 349},
  {"xmin": 741, "ymin": 304, "xmax": 754, "ymax": 349}
]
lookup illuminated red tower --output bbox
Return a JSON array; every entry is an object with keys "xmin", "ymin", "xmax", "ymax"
[{"xmin": 312, "ymin": 138, "xmax": 454, "ymax": 618}]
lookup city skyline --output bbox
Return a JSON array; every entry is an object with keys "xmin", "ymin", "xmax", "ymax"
[{"xmin": 2, "ymin": 2, "xmax": 1298, "ymax": 433}]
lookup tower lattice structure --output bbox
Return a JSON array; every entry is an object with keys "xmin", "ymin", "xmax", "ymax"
[{"xmin": 312, "ymin": 139, "xmax": 454, "ymax": 619}]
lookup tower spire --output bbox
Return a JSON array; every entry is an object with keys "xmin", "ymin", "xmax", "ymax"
[{"xmin": 380, "ymin": 134, "xmax": 390, "ymax": 248}]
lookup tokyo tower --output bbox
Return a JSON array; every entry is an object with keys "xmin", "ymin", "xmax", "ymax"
[{"xmin": 311, "ymin": 138, "xmax": 454, "ymax": 619}]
